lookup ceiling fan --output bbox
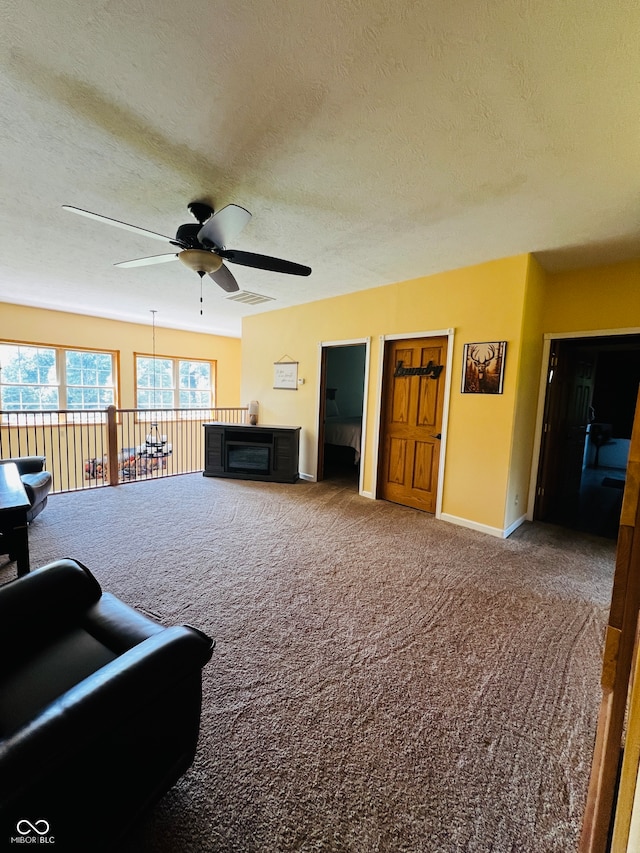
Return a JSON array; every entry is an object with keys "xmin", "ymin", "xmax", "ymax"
[{"xmin": 62, "ymin": 201, "xmax": 312, "ymax": 293}]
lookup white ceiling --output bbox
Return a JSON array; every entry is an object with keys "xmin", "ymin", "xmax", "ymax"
[{"xmin": 1, "ymin": 0, "xmax": 639, "ymax": 338}]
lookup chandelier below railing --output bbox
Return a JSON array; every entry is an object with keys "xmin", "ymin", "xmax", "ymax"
[
  {"xmin": 137, "ymin": 310, "xmax": 172, "ymax": 474},
  {"xmin": 137, "ymin": 421, "xmax": 172, "ymax": 473}
]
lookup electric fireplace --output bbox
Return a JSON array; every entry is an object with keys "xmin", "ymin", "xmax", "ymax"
[{"xmin": 203, "ymin": 423, "xmax": 300, "ymax": 483}]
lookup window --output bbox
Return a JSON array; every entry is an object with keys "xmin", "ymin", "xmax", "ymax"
[
  {"xmin": 0, "ymin": 343, "xmax": 116, "ymax": 415},
  {"xmin": 0, "ymin": 344, "xmax": 59, "ymax": 410},
  {"xmin": 136, "ymin": 356, "xmax": 175, "ymax": 409},
  {"xmin": 179, "ymin": 360, "xmax": 214, "ymax": 408},
  {"xmin": 65, "ymin": 350, "xmax": 116, "ymax": 409},
  {"xmin": 136, "ymin": 355, "xmax": 215, "ymax": 412}
]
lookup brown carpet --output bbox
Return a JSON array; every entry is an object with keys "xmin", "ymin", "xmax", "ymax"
[{"xmin": 1, "ymin": 474, "xmax": 616, "ymax": 853}]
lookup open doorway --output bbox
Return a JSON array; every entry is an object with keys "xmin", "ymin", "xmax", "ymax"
[
  {"xmin": 534, "ymin": 333, "xmax": 640, "ymax": 538},
  {"xmin": 317, "ymin": 342, "xmax": 367, "ymax": 490}
]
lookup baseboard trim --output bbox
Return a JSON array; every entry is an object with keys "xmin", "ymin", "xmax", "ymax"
[
  {"xmin": 299, "ymin": 472, "xmax": 315, "ymax": 482},
  {"xmin": 503, "ymin": 514, "xmax": 527, "ymax": 538},
  {"xmin": 440, "ymin": 512, "xmax": 526, "ymax": 539},
  {"xmin": 360, "ymin": 490, "xmax": 374, "ymax": 499}
]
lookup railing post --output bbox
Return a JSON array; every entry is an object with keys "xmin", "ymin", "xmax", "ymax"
[{"xmin": 107, "ymin": 406, "xmax": 119, "ymax": 486}]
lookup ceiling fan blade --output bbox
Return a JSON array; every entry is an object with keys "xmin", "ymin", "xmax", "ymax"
[
  {"xmin": 62, "ymin": 205, "xmax": 173, "ymax": 243},
  {"xmin": 221, "ymin": 249, "xmax": 311, "ymax": 276},
  {"xmin": 114, "ymin": 253, "xmax": 178, "ymax": 268},
  {"xmin": 197, "ymin": 204, "xmax": 252, "ymax": 249},
  {"xmin": 208, "ymin": 263, "xmax": 239, "ymax": 293}
]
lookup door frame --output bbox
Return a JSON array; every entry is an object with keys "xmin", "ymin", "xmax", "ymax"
[
  {"xmin": 527, "ymin": 325, "xmax": 640, "ymax": 521},
  {"xmin": 372, "ymin": 328, "xmax": 455, "ymax": 516},
  {"xmin": 316, "ymin": 337, "xmax": 371, "ymax": 496}
]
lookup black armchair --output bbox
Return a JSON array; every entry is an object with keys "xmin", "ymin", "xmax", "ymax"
[
  {"xmin": 0, "ymin": 456, "xmax": 52, "ymax": 521},
  {"xmin": 0, "ymin": 559, "xmax": 214, "ymax": 850}
]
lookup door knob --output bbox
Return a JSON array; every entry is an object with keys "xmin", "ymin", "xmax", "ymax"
[{"xmin": 431, "ymin": 433, "xmax": 442, "ymax": 439}]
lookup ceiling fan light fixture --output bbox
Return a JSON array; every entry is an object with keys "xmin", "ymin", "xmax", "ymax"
[{"xmin": 178, "ymin": 249, "xmax": 222, "ymax": 274}]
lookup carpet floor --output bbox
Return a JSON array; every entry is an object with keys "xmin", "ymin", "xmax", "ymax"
[{"xmin": 0, "ymin": 473, "xmax": 616, "ymax": 853}]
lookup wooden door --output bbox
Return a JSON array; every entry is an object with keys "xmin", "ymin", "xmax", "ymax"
[
  {"xmin": 561, "ymin": 349, "xmax": 596, "ymax": 496},
  {"xmin": 317, "ymin": 346, "xmax": 329, "ymax": 480},
  {"xmin": 535, "ymin": 346, "xmax": 562, "ymax": 519},
  {"xmin": 535, "ymin": 341, "xmax": 595, "ymax": 520},
  {"xmin": 378, "ymin": 336, "xmax": 447, "ymax": 513}
]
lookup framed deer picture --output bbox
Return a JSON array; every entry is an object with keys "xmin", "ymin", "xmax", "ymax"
[{"xmin": 462, "ymin": 341, "xmax": 507, "ymax": 394}]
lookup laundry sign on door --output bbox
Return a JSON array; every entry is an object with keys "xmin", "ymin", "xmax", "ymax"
[{"xmin": 394, "ymin": 359, "xmax": 444, "ymax": 379}]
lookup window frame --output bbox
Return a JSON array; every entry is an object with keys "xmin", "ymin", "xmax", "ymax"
[
  {"xmin": 134, "ymin": 352, "xmax": 217, "ymax": 418},
  {"xmin": 63, "ymin": 348, "xmax": 118, "ymax": 412},
  {"xmin": 0, "ymin": 340, "xmax": 119, "ymax": 422}
]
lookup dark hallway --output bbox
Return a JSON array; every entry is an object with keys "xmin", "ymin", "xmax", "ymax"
[
  {"xmin": 548, "ymin": 463, "xmax": 626, "ymax": 539},
  {"xmin": 537, "ymin": 335, "xmax": 640, "ymax": 539}
]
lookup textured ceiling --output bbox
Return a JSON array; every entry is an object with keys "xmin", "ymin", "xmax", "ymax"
[{"xmin": 1, "ymin": 0, "xmax": 639, "ymax": 337}]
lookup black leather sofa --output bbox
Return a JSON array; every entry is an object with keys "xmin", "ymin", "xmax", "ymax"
[
  {"xmin": 0, "ymin": 559, "xmax": 214, "ymax": 850},
  {"xmin": 0, "ymin": 455, "xmax": 52, "ymax": 521}
]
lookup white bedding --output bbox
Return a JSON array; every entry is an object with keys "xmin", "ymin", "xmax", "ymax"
[{"xmin": 324, "ymin": 416, "xmax": 362, "ymax": 463}]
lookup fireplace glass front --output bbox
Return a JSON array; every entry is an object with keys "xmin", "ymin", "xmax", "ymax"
[{"xmin": 226, "ymin": 443, "xmax": 271, "ymax": 475}]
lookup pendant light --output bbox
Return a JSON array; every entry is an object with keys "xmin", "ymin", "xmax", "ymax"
[{"xmin": 143, "ymin": 309, "xmax": 171, "ymax": 469}]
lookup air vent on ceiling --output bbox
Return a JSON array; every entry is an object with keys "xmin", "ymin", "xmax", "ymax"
[{"xmin": 225, "ymin": 290, "xmax": 275, "ymax": 305}]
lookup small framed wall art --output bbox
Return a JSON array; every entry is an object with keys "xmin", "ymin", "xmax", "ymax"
[
  {"xmin": 461, "ymin": 341, "xmax": 507, "ymax": 394},
  {"xmin": 273, "ymin": 358, "xmax": 298, "ymax": 390}
]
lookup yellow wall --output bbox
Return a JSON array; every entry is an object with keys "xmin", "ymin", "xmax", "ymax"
[
  {"xmin": 242, "ymin": 254, "xmax": 640, "ymax": 534},
  {"xmin": 242, "ymin": 255, "xmax": 532, "ymax": 532},
  {"xmin": 503, "ymin": 254, "xmax": 547, "ymax": 530},
  {"xmin": 543, "ymin": 259, "xmax": 640, "ymax": 334},
  {"xmin": 0, "ymin": 303, "xmax": 242, "ymax": 407},
  {"xmin": 4, "ymin": 255, "xmax": 637, "ymax": 534}
]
